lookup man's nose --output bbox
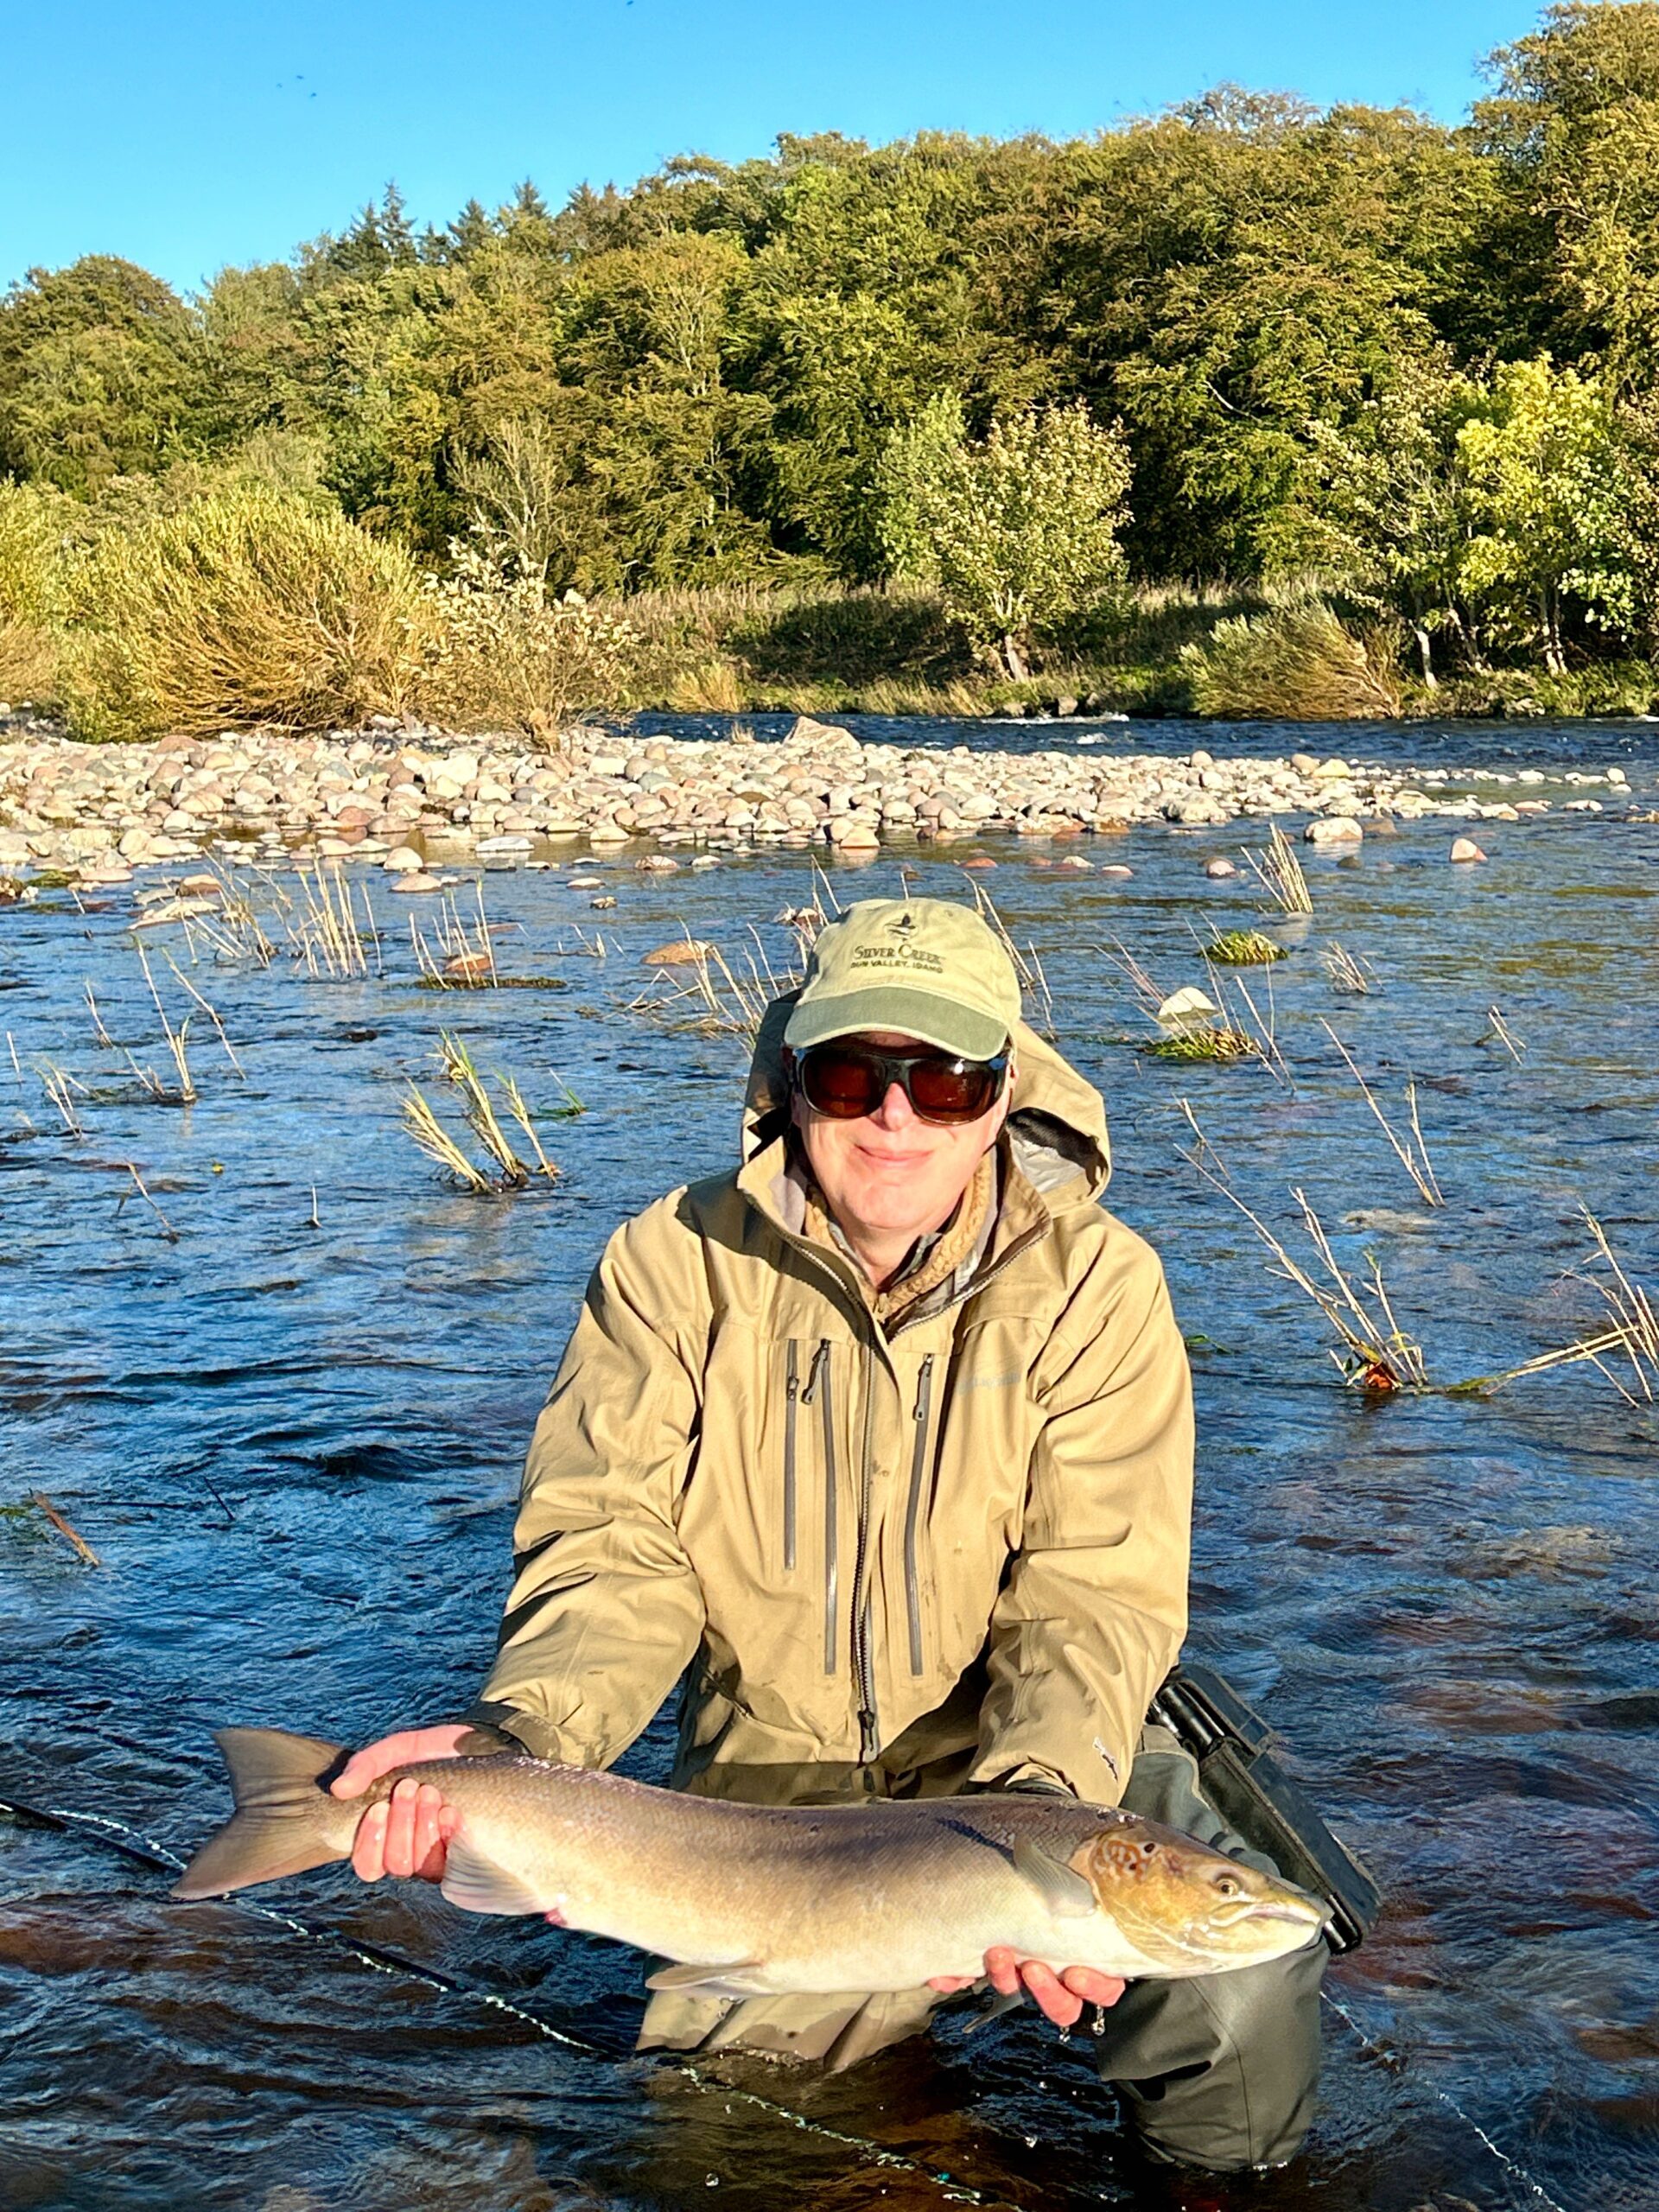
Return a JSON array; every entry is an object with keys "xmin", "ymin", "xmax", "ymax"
[{"xmin": 870, "ymin": 1079, "xmax": 915, "ymax": 1129}]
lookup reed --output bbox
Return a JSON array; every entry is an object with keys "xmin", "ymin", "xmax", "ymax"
[
  {"xmin": 410, "ymin": 882, "xmax": 506, "ymax": 988},
  {"xmin": 120, "ymin": 1159, "xmax": 180, "ymax": 1243},
  {"xmin": 1319, "ymin": 1020, "xmax": 1442, "ymax": 1205},
  {"xmin": 965, "ymin": 882, "xmax": 1055, "ymax": 1035},
  {"xmin": 1244, "ymin": 823, "xmax": 1313, "ymax": 917},
  {"xmin": 1175, "ymin": 1100, "xmax": 1429, "ymax": 1392},
  {"xmin": 438, "ymin": 1032, "xmax": 531, "ymax": 1183},
  {"xmin": 134, "ymin": 943, "xmax": 197, "ymax": 1103},
  {"xmin": 83, "ymin": 982, "xmax": 115, "ymax": 1048},
  {"xmin": 1576, "ymin": 1208, "xmax": 1658, "ymax": 1405},
  {"xmin": 401, "ymin": 1084, "xmax": 495, "ymax": 1194},
  {"xmin": 162, "ymin": 955, "xmax": 245, "ymax": 1077},
  {"xmin": 288, "ymin": 863, "xmax": 372, "ymax": 979},
  {"xmin": 38, "ymin": 1059, "xmax": 87, "ymax": 1136},
  {"xmin": 1322, "ymin": 942, "xmax": 1376, "ymax": 995},
  {"xmin": 1480, "ymin": 1005, "xmax": 1526, "ymax": 1062}
]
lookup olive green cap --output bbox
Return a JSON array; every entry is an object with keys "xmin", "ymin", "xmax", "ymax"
[{"xmin": 784, "ymin": 898, "xmax": 1020, "ymax": 1061}]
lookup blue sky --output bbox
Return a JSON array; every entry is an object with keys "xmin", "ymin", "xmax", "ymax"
[{"xmin": 4, "ymin": 0, "xmax": 1531, "ymax": 296}]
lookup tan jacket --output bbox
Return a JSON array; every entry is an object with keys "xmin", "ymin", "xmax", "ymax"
[{"xmin": 471, "ymin": 1000, "xmax": 1194, "ymax": 1808}]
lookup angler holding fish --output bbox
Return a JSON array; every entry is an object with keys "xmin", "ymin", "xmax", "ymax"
[{"xmin": 181, "ymin": 897, "xmax": 1368, "ymax": 2174}]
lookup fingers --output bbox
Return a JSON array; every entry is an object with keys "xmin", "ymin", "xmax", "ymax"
[
  {"xmin": 926, "ymin": 1974, "xmax": 976, "ymax": 1993},
  {"xmin": 1060, "ymin": 1967, "xmax": 1125, "ymax": 2009},
  {"xmin": 331, "ymin": 1723, "xmax": 471, "ymax": 1800},
  {"xmin": 982, "ymin": 1944, "xmax": 1023, "ymax": 1998},
  {"xmin": 975, "ymin": 1951, "xmax": 1128, "ymax": 2027},
  {"xmin": 349, "ymin": 1781, "xmax": 451, "ymax": 1883},
  {"xmin": 331, "ymin": 1730, "xmax": 422, "ymax": 1801},
  {"xmin": 1018, "ymin": 1959, "xmax": 1083, "ymax": 2028}
]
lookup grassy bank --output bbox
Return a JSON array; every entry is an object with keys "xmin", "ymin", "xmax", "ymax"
[
  {"xmin": 7, "ymin": 473, "xmax": 1659, "ymax": 737},
  {"xmin": 621, "ymin": 582, "xmax": 1659, "ymax": 724}
]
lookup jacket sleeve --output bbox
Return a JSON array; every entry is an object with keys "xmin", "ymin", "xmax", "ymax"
[
  {"xmin": 467, "ymin": 1195, "xmax": 709, "ymax": 1766},
  {"xmin": 968, "ymin": 1226, "xmax": 1193, "ymax": 1806}
]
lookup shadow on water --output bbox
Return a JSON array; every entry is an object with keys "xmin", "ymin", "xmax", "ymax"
[{"xmin": 2, "ymin": 717, "xmax": 1656, "ymax": 2210}]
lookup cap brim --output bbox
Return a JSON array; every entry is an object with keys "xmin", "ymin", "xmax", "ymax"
[{"xmin": 784, "ymin": 986, "xmax": 1009, "ymax": 1062}]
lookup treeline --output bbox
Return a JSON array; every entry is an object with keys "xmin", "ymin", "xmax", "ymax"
[{"xmin": 11, "ymin": 0, "xmax": 1659, "ymax": 728}]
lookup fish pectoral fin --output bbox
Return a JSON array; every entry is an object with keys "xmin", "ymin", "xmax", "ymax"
[
  {"xmin": 1013, "ymin": 1839, "xmax": 1097, "ymax": 1920},
  {"xmin": 438, "ymin": 1834, "xmax": 547, "ymax": 1917},
  {"xmin": 645, "ymin": 1959, "xmax": 766, "ymax": 1996}
]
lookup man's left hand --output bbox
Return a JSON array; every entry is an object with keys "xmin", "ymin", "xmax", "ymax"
[{"xmin": 929, "ymin": 1944, "xmax": 1126, "ymax": 2028}]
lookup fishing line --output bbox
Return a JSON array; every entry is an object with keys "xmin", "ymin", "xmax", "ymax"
[
  {"xmin": 1319, "ymin": 1986, "xmax": 1571, "ymax": 2212},
  {"xmin": 0, "ymin": 1793, "xmax": 990, "ymax": 2207}
]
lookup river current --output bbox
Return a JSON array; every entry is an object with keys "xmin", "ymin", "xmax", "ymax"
[{"xmin": 2, "ymin": 715, "xmax": 1656, "ymax": 2212}]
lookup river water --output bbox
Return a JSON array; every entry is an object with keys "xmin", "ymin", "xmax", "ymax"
[{"xmin": 2, "ymin": 716, "xmax": 1656, "ymax": 2212}]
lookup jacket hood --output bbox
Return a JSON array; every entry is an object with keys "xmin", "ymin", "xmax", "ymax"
[{"xmin": 741, "ymin": 991, "xmax": 1111, "ymax": 1207}]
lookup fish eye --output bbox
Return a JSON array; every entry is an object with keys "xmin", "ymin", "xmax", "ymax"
[
  {"xmin": 1141, "ymin": 1840, "xmax": 1157, "ymax": 1858},
  {"xmin": 1212, "ymin": 1872, "xmax": 1240, "ymax": 1898}
]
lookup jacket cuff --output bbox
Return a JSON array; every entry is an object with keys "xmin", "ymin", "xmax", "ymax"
[{"xmin": 461, "ymin": 1701, "xmax": 567, "ymax": 1761}]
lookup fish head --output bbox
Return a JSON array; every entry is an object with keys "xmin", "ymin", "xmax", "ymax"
[{"xmin": 1077, "ymin": 1823, "xmax": 1328, "ymax": 1972}]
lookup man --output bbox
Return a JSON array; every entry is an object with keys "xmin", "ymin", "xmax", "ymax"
[{"xmin": 335, "ymin": 896, "xmax": 1325, "ymax": 2171}]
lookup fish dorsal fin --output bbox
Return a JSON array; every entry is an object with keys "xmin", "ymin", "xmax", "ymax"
[
  {"xmin": 645, "ymin": 1960, "xmax": 766, "ymax": 1996},
  {"xmin": 1014, "ymin": 1838, "xmax": 1096, "ymax": 1919},
  {"xmin": 439, "ymin": 1832, "xmax": 547, "ymax": 1917}
]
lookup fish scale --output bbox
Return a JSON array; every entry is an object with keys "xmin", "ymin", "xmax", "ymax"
[{"xmin": 174, "ymin": 1728, "xmax": 1328, "ymax": 1999}]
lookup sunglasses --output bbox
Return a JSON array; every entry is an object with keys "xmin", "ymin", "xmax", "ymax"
[{"xmin": 793, "ymin": 1043, "xmax": 1009, "ymax": 1127}]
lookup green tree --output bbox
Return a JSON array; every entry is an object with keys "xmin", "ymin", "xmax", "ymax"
[
  {"xmin": 875, "ymin": 398, "xmax": 1130, "ymax": 677},
  {"xmin": 1475, "ymin": 2, "xmax": 1659, "ymax": 379},
  {"xmin": 1454, "ymin": 355, "xmax": 1642, "ymax": 671},
  {"xmin": 0, "ymin": 257, "xmax": 207, "ymax": 493}
]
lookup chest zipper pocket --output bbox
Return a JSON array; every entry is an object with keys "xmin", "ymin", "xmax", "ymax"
[
  {"xmin": 782, "ymin": 1342, "xmax": 800, "ymax": 1572},
  {"xmin": 800, "ymin": 1339, "xmax": 836, "ymax": 1673},
  {"xmin": 904, "ymin": 1354, "xmax": 936, "ymax": 1677}
]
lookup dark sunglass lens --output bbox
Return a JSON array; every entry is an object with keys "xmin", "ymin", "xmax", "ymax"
[
  {"xmin": 908, "ymin": 1059, "xmax": 993, "ymax": 1122},
  {"xmin": 802, "ymin": 1049, "xmax": 881, "ymax": 1117}
]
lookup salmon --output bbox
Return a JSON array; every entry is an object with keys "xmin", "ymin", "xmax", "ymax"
[{"xmin": 173, "ymin": 1728, "xmax": 1327, "ymax": 1996}]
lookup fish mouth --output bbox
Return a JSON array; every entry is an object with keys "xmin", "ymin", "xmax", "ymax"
[{"xmin": 1249, "ymin": 1897, "xmax": 1331, "ymax": 1931}]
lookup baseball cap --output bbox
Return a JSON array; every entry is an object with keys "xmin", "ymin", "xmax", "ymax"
[{"xmin": 784, "ymin": 898, "xmax": 1020, "ymax": 1061}]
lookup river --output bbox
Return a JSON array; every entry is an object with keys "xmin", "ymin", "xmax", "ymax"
[{"xmin": 2, "ymin": 715, "xmax": 1655, "ymax": 2212}]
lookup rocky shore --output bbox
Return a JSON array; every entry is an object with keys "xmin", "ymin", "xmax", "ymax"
[{"xmin": 0, "ymin": 713, "xmax": 1636, "ymax": 887}]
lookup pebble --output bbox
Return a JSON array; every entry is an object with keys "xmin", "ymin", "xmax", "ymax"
[
  {"xmin": 1204, "ymin": 857, "xmax": 1237, "ymax": 879},
  {"xmin": 0, "ymin": 717, "xmax": 1627, "ymax": 884},
  {"xmin": 1449, "ymin": 837, "xmax": 1487, "ymax": 863},
  {"xmin": 388, "ymin": 872, "xmax": 443, "ymax": 894}
]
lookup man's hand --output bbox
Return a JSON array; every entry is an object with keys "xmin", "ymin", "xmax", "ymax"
[
  {"xmin": 929, "ymin": 1945, "xmax": 1126, "ymax": 2029},
  {"xmin": 329, "ymin": 1724, "xmax": 474, "ymax": 1883}
]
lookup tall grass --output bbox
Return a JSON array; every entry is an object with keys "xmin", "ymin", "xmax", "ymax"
[
  {"xmin": 0, "ymin": 481, "xmax": 70, "ymax": 705},
  {"xmin": 1182, "ymin": 601, "xmax": 1403, "ymax": 721},
  {"xmin": 59, "ymin": 483, "xmax": 435, "ymax": 740}
]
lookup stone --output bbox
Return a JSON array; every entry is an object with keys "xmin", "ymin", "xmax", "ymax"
[
  {"xmin": 1449, "ymin": 837, "xmax": 1487, "ymax": 863},
  {"xmin": 1304, "ymin": 817, "xmax": 1363, "ymax": 845},
  {"xmin": 382, "ymin": 845, "xmax": 425, "ymax": 873},
  {"xmin": 641, "ymin": 938, "xmax": 714, "ymax": 966},
  {"xmin": 828, "ymin": 815, "xmax": 880, "ymax": 849},
  {"xmin": 1098, "ymin": 863, "xmax": 1135, "ymax": 879},
  {"xmin": 1205, "ymin": 857, "xmax": 1237, "ymax": 879},
  {"xmin": 388, "ymin": 872, "xmax": 443, "ymax": 893}
]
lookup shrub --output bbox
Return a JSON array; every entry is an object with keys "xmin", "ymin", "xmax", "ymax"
[
  {"xmin": 58, "ymin": 483, "xmax": 434, "ymax": 739},
  {"xmin": 422, "ymin": 542, "xmax": 645, "ymax": 741},
  {"xmin": 1181, "ymin": 602, "xmax": 1403, "ymax": 720},
  {"xmin": 874, "ymin": 397, "xmax": 1132, "ymax": 679},
  {"xmin": 0, "ymin": 480, "xmax": 74, "ymax": 704}
]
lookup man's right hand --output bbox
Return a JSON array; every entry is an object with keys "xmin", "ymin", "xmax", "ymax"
[{"xmin": 329, "ymin": 1724, "xmax": 475, "ymax": 1884}]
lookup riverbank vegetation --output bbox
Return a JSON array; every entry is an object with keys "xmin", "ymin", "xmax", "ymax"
[{"xmin": 11, "ymin": 3, "xmax": 1659, "ymax": 732}]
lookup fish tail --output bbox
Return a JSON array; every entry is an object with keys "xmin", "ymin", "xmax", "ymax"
[{"xmin": 171, "ymin": 1726, "xmax": 355, "ymax": 1899}]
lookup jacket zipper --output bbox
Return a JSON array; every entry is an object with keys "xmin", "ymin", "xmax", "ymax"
[
  {"xmin": 850, "ymin": 1344, "xmax": 881, "ymax": 1763},
  {"xmin": 782, "ymin": 1341, "xmax": 799, "ymax": 1572},
  {"xmin": 903, "ymin": 1354, "xmax": 936, "ymax": 1677},
  {"xmin": 800, "ymin": 1339, "xmax": 836, "ymax": 1673}
]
